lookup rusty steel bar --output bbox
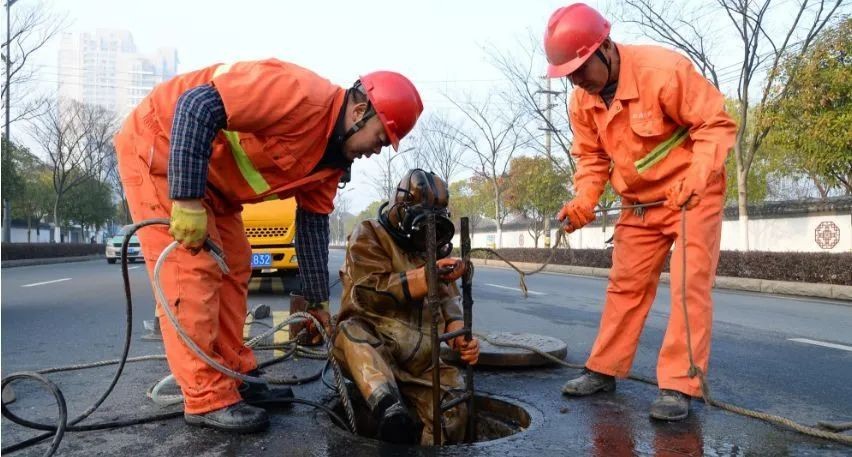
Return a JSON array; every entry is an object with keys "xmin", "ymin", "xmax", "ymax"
[
  {"xmin": 460, "ymin": 216, "xmax": 476, "ymax": 442},
  {"xmin": 425, "ymin": 212, "xmax": 442, "ymax": 446}
]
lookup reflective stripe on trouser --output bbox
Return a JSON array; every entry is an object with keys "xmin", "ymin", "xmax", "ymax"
[
  {"xmin": 634, "ymin": 126, "xmax": 689, "ymax": 174},
  {"xmin": 332, "ymin": 319, "xmax": 468, "ymax": 444},
  {"xmin": 584, "ymin": 177, "xmax": 724, "ymax": 397},
  {"xmin": 114, "ymin": 131, "xmax": 257, "ymax": 415}
]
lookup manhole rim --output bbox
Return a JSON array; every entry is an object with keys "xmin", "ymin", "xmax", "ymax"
[{"xmin": 315, "ymin": 390, "xmax": 544, "ymax": 449}]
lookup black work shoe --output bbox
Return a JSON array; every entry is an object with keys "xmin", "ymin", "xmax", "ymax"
[
  {"xmin": 185, "ymin": 401, "xmax": 270, "ymax": 433},
  {"xmin": 377, "ymin": 401, "xmax": 419, "ymax": 445},
  {"xmin": 561, "ymin": 369, "xmax": 616, "ymax": 396},
  {"xmin": 649, "ymin": 389, "xmax": 690, "ymax": 421}
]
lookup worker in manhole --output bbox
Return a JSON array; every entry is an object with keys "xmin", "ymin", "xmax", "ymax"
[
  {"xmin": 543, "ymin": 3, "xmax": 736, "ymax": 421},
  {"xmin": 333, "ymin": 168, "xmax": 481, "ymax": 444}
]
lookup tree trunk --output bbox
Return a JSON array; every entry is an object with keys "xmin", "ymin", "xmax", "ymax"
[
  {"xmin": 2, "ymin": 197, "xmax": 10, "ymax": 243},
  {"xmin": 493, "ymin": 184, "xmax": 503, "ymax": 249},
  {"xmin": 545, "ymin": 218, "xmax": 552, "ymax": 248},
  {"xmin": 52, "ymin": 200, "xmax": 60, "ymax": 243},
  {"xmin": 736, "ymin": 166, "xmax": 749, "ymax": 251},
  {"xmin": 26, "ymin": 215, "xmax": 32, "ymax": 242}
]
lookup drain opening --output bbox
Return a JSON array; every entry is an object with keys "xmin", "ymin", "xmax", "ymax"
[{"xmin": 327, "ymin": 393, "xmax": 531, "ymax": 444}]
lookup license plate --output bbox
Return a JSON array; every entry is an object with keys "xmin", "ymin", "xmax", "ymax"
[{"xmin": 251, "ymin": 253, "xmax": 272, "ymax": 268}]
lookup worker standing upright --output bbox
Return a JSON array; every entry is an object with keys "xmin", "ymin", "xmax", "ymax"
[
  {"xmin": 113, "ymin": 60, "xmax": 422, "ymax": 432},
  {"xmin": 543, "ymin": 3, "xmax": 736, "ymax": 420}
]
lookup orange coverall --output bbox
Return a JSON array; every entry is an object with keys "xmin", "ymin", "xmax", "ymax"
[
  {"xmin": 114, "ymin": 60, "xmax": 344, "ymax": 414},
  {"xmin": 569, "ymin": 44, "xmax": 736, "ymax": 396}
]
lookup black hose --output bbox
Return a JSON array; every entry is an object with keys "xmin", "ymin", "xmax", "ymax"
[
  {"xmin": 1, "ymin": 372, "xmax": 68, "ymax": 456},
  {"xmin": 1, "ymin": 218, "xmax": 352, "ymax": 454},
  {"xmin": 1, "ymin": 220, "xmax": 163, "ymax": 455}
]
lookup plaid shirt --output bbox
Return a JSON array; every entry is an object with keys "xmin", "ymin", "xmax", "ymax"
[
  {"xmin": 295, "ymin": 208, "xmax": 330, "ymax": 304},
  {"xmin": 168, "ymin": 84, "xmax": 227, "ymax": 200}
]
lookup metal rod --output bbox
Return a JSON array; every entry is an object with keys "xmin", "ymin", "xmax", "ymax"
[
  {"xmin": 439, "ymin": 327, "xmax": 468, "ymax": 342},
  {"xmin": 461, "ymin": 216, "xmax": 476, "ymax": 442},
  {"xmin": 441, "ymin": 392, "xmax": 472, "ymax": 411},
  {"xmin": 425, "ymin": 212, "xmax": 442, "ymax": 446}
]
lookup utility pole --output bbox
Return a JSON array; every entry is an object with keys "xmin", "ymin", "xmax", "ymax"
[
  {"xmin": 537, "ymin": 76, "xmax": 560, "ymax": 249},
  {"xmin": 2, "ymin": 0, "xmax": 18, "ymax": 243}
]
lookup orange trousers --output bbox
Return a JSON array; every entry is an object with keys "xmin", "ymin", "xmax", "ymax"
[
  {"xmin": 114, "ymin": 129, "xmax": 256, "ymax": 414},
  {"xmin": 585, "ymin": 178, "xmax": 725, "ymax": 397}
]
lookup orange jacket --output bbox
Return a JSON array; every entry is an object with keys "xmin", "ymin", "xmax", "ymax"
[
  {"xmin": 569, "ymin": 44, "xmax": 736, "ymax": 204},
  {"xmin": 123, "ymin": 59, "xmax": 345, "ymax": 214}
]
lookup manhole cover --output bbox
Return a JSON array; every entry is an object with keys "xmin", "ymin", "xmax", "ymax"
[{"xmin": 441, "ymin": 332, "xmax": 567, "ymax": 367}]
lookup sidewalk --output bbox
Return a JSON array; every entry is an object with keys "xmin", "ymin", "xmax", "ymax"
[
  {"xmin": 470, "ymin": 258, "xmax": 852, "ymax": 302},
  {"xmin": 2, "ymin": 254, "xmax": 104, "ymax": 268}
]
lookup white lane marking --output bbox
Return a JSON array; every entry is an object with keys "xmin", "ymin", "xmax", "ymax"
[
  {"xmin": 128, "ymin": 266, "xmax": 141, "ymax": 270},
  {"xmin": 21, "ymin": 278, "xmax": 71, "ymax": 288},
  {"xmin": 485, "ymin": 283, "xmax": 545, "ymax": 296},
  {"xmin": 788, "ymin": 338, "xmax": 852, "ymax": 352}
]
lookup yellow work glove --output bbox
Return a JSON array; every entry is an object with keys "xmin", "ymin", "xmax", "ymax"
[{"xmin": 169, "ymin": 202, "xmax": 207, "ymax": 251}]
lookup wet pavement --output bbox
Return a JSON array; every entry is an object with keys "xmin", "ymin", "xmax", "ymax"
[{"xmin": 2, "ymin": 254, "xmax": 851, "ymax": 456}]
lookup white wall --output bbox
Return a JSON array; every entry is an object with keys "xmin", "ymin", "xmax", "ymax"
[
  {"xmin": 458, "ymin": 212, "xmax": 851, "ymax": 253},
  {"xmin": 8, "ymin": 227, "xmax": 52, "ymax": 243}
]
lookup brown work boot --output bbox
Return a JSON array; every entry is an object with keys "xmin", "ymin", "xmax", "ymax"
[
  {"xmin": 184, "ymin": 401, "xmax": 270, "ymax": 433},
  {"xmin": 561, "ymin": 369, "xmax": 615, "ymax": 396},
  {"xmin": 649, "ymin": 389, "xmax": 690, "ymax": 421}
]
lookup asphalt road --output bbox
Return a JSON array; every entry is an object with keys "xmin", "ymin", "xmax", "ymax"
[{"xmin": 2, "ymin": 252, "xmax": 850, "ymax": 456}]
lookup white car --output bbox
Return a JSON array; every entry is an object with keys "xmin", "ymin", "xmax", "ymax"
[{"xmin": 105, "ymin": 225, "xmax": 143, "ymax": 264}]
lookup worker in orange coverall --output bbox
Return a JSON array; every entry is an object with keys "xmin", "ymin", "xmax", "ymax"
[
  {"xmin": 113, "ymin": 60, "xmax": 423, "ymax": 432},
  {"xmin": 543, "ymin": 3, "xmax": 737, "ymax": 421},
  {"xmin": 333, "ymin": 169, "xmax": 480, "ymax": 445}
]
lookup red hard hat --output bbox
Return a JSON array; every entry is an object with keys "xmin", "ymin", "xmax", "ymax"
[
  {"xmin": 359, "ymin": 71, "xmax": 423, "ymax": 151},
  {"xmin": 544, "ymin": 3, "xmax": 611, "ymax": 78}
]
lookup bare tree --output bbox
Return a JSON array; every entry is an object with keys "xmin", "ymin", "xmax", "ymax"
[
  {"xmin": 413, "ymin": 114, "xmax": 465, "ymax": 183},
  {"xmin": 485, "ymin": 34, "xmax": 576, "ymax": 177},
  {"xmin": 330, "ymin": 190, "xmax": 352, "ymax": 246},
  {"xmin": 28, "ymin": 98, "xmax": 119, "ymax": 242},
  {"xmin": 443, "ymin": 92, "xmax": 530, "ymax": 248},
  {"xmin": 2, "ymin": 1, "xmax": 68, "ymax": 125},
  {"xmin": 2, "ymin": 1, "xmax": 68, "ymax": 242},
  {"xmin": 618, "ymin": 0, "xmax": 844, "ymax": 250},
  {"xmin": 367, "ymin": 147, "xmax": 412, "ymax": 203}
]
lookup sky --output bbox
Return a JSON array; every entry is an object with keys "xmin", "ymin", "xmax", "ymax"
[{"xmin": 16, "ymin": 0, "xmax": 843, "ymax": 213}]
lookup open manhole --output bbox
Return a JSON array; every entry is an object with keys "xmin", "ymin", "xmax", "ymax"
[
  {"xmin": 322, "ymin": 392, "xmax": 536, "ymax": 445},
  {"xmin": 441, "ymin": 332, "xmax": 568, "ymax": 367}
]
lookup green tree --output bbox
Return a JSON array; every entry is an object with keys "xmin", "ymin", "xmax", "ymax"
[
  {"xmin": 60, "ymin": 177, "xmax": 115, "ymax": 240},
  {"xmin": 504, "ymin": 156, "xmax": 568, "ymax": 247},
  {"xmin": 1, "ymin": 139, "xmax": 27, "ymax": 205},
  {"xmin": 766, "ymin": 18, "xmax": 852, "ymax": 196},
  {"xmin": 11, "ymin": 162, "xmax": 53, "ymax": 243},
  {"xmin": 723, "ymin": 100, "xmax": 771, "ymax": 204},
  {"xmin": 448, "ymin": 177, "xmax": 491, "ymax": 236},
  {"xmin": 346, "ymin": 200, "xmax": 385, "ymax": 237}
]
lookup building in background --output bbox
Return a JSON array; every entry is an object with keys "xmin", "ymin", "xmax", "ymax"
[{"xmin": 57, "ymin": 29, "xmax": 178, "ymax": 117}]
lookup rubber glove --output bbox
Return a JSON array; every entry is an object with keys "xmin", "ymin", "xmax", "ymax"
[
  {"xmin": 169, "ymin": 200, "xmax": 207, "ymax": 251},
  {"xmin": 436, "ymin": 257, "xmax": 466, "ymax": 281},
  {"xmin": 445, "ymin": 320, "xmax": 480, "ymax": 365},
  {"xmin": 304, "ymin": 301, "xmax": 332, "ymax": 345},
  {"xmin": 556, "ymin": 195, "xmax": 596, "ymax": 233},
  {"xmin": 665, "ymin": 176, "xmax": 702, "ymax": 211}
]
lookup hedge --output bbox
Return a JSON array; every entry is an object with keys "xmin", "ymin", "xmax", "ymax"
[
  {"xmin": 468, "ymin": 248, "xmax": 851, "ymax": 286},
  {"xmin": 1, "ymin": 243, "xmax": 105, "ymax": 261}
]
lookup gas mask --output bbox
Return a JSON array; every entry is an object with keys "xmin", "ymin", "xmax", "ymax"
[{"xmin": 378, "ymin": 169, "xmax": 454, "ymax": 258}]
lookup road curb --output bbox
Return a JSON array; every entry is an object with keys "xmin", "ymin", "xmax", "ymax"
[
  {"xmin": 1, "ymin": 255, "xmax": 104, "ymax": 268},
  {"xmin": 470, "ymin": 258, "xmax": 852, "ymax": 303}
]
